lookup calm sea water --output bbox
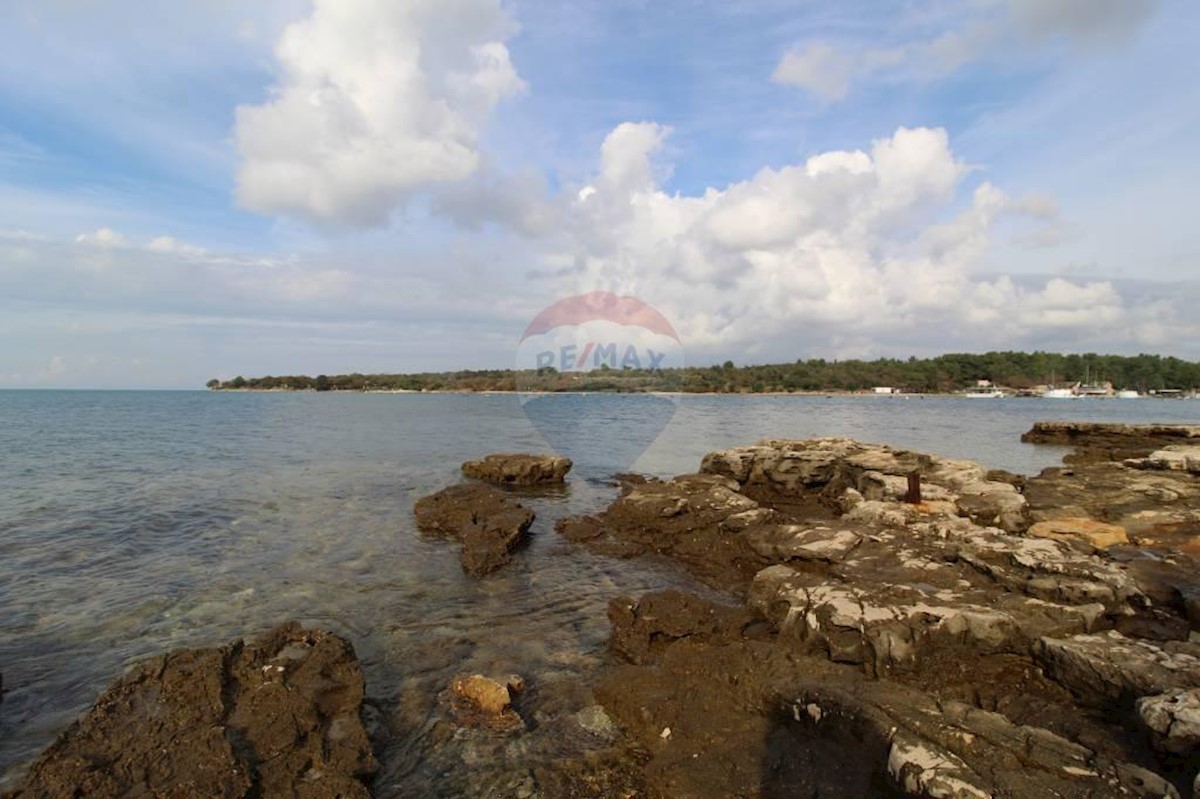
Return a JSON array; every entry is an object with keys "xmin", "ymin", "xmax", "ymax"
[{"xmin": 1, "ymin": 391, "xmax": 1197, "ymax": 794}]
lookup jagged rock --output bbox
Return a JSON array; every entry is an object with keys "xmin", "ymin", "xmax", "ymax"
[
  {"xmin": 554, "ymin": 474, "xmax": 772, "ymax": 590},
  {"xmin": 413, "ymin": 483, "xmax": 534, "ymax": 576},
  {"xmin": 5, "ymin": 623, "xmax": 376, "ymax": 799},
  {"xmin": 461, "ymin": 453, "xmax": 572, "ymax": 485},
  {"xmin": 1028, "ymin": 517, "xmax": 1130, "ymax": 549},
  {"xmin": 1035, "ymin": 631, "xmax": 1200, "ymax": 705},
  {"xmin": 1022, "ymin": 421, "xmax": 1200, "ymax": 464},
  {"xmin": 444, "ymin": 673, "xmax": 525, "ymax": 733},
  {"xmin": 1137, "ymin": 688, "xmax": 1200, "ymax": 754},
  {"xmin": 700, "ymin": 438, "xmax": 1029, "ymax": 533}
]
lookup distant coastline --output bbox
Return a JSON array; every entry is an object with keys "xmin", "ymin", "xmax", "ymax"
[{"xmin": 205, "ymin": 351, "xmax": 1200, "ymax": 397}]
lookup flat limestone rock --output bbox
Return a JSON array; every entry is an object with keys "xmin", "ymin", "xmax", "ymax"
[
  {"xmin": 414, "ymin": 483, "xmax": 535, "ymax": 576},
  {"xmin": 1028, "ymin": 517, "xmax": 1130, "ymax": 549},
  {"xmin": 700, "ymin": 438, "xmax": 1029, "ymax": 533},
  {"xmin": 565, "ymin": 437, "xmax": 1200, "ymax": 797},
  {"xmin": 4, "ymin": 623, "xmax": 376, "ymax": 799},
  {"xmin": 461, "ymin": 453, "xmax": 572, "ymax": 485},
  {"xmin": 1126, "ymin": 445, "xmax": 1200, "ymax": 475},
  {"xmin": 1022, "ymin": 421, "xmax": 1200, "ymax": 465},
  {"xmin": 744, "ymin": 524, "xmax": 862, "ymax": 562},
  {"xmin": 1035, "ymin": 631, "xmax": 1200, "ymax": 705},
  {"xmin": 1023, "ymin": 461, "xmax": 1200, "ymax": 544}
]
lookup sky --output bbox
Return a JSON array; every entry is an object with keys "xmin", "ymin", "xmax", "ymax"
[{"xmin": 0, "ymin": 0, "xmax": 1197, "ymax": 388}]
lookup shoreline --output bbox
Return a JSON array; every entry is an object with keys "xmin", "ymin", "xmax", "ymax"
[{"xmin": 7, "ymin": 422, "xmax": 1200, "ymax": 796}]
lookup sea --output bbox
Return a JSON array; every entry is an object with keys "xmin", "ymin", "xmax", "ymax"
[{"xmin": 1, "ymin": 390, "xmax": 1197, "ymax": 794}]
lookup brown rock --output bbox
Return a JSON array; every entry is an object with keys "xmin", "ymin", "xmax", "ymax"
[
  {"xmin": 452, "ymin": 674, "xmax": 512, "ymax": 714},
  {"xmin": 444, "ymin": 674, "xmax": 525, "ymax": 733},
  {"xmin": 1028, "ymin": 518, "xmax": 1130, "ymax": 549},
  {"xmin": 461, "ymin": 453, "xmax": 572, "ymax": 485},
  {"xmin": 5, "ymin": 623, "xmax": 376, "ymax": 799},
  {"xmin": 414, "ymin": 483, "xmax": 535, "ymax": 576}
]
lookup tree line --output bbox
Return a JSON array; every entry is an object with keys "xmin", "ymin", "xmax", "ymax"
[{"xmin": 205, "ymin": 351, "xmax": 1200, "ymax": 394}]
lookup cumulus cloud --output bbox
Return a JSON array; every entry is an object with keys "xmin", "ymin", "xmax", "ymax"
[
  {"xmin": 535, "ymin": 123, "xmax": 1184, "ymax": 360},
  {"xmin": 234, "ymin": 0, "xmax": 525, "ymax": 228},
  {"xmin": 774, "ymin": 0, "xmax": 1161, "ymax": 102}
]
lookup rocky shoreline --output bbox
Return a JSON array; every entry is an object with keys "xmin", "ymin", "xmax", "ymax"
[{"xmin": 5, "ymin": 426, "xmax": 1200, "ymax": 797}]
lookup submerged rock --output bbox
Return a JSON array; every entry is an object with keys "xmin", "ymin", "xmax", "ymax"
[
  {"xmin": 414, "ymin": 483, "xmax": 534, "ymax": 576},
  {"xmin": 444, "ymin": 673, "xmax": 526, "ymax": 733},
  {"xmin": 461, "ymin": 453, "xmax": 572, "ymax": 485},
  {"xmin": 5, "ymin": 623, "xmax": 376, "ymax": 799}
]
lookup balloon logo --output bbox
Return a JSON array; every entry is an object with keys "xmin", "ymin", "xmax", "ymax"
[{"xmin": 515, "ymin": 292, "xmax": 686, "ymax": 477}]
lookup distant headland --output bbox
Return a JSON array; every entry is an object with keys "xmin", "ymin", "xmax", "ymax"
[{"xmin": 205, "ymin": 351, "xmax": 1200, "ymax": 397}]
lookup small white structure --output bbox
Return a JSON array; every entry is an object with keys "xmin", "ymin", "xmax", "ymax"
[{"xmin": 873, "ymin": 386, "xmax": 896, "ymax": 395}]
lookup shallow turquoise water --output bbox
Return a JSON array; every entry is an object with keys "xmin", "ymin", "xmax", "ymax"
[{"xmin": 1, "ymin": 391, "xmax": 1196, "ymax": 793}]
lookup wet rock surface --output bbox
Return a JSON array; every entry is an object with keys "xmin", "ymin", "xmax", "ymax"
[
  {"xmin": 443, "ymin": 674, "xmax": 527, "ymax": 733},
  {"xmin": 462, "ymin": 453, "xmax": 573, "ymax": 485},
  {"xmin": 414, "ymin": 483, "xmax": 535, "ymax": 576},
  {"xmin": 558, "ymin": 436, "xmax": 1200, "ymax": 797},
  {"xmin": 2, "ymin": 623, "xmax": 375, "ymax": 799}
]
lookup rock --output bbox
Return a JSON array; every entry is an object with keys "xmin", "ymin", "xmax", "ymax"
[
  {"xmin": 1023, "ymin": 461, "xmax": 1200, "ymax": 544},
  {"xmin": 1034, "ymin": 631, "xmax": 1200, "ymax": 705},
  {"xmin": 445, "ymin": 674, "xmax": 525, "ymax": 733},
  {"xmin": 699, "ymin": 438, "xmax": 1029, "ymax": 533},
  {"xmin": 608, "ymin": 590, "xmax": 754, "ymax": 665},
  {"xmin": 556, "ymin": 474, "xmax": 772, "ymax": 590},
  {"xmin": 954, "ymin": 483, "xmax": 1029, "ymax": 533},
  {"xmin": 1126, "ymin": 445, "xmax": 1200, "ymax": 475},
  {"xmin": 1028, "ymin": 517, "xmax": 1130, "ymax": 549},
  {"xmin": 461, "ymin": 452, "xmax": 572, "ymax": 485},
  {"xmin": 413, "ymin": 483, "xmax": 534, "ymax": 576},
  {"xmin": 574, "ymin": 705, "xmax": 618, "ymax": 742},
  {"xmin": 744, "ymin": 523, "xmax": 862, "ymax": 563},
  {"xmin": 1137, "ymin": 688, "xmax": 1200, "ymax": 753},
  {"xmin": 568, "ymin": 437, "xmax": 1200, "ymax": 798},
  {"xmin": 1022, "ymin": 421, "xmax": 1200, "ymax": 465},
  {"xmin": 452, "ymin": 674, "xmax": 514, "ymax": 714},
  {"xmin": 6, "ymin": 623, "xmax": 376, "ymax": 799},
  {"xmin": 595, "ymin": 603, "xmax": 1178, "ymax": 799}
]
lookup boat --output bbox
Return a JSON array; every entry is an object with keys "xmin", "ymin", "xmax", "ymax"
[
  {"xmin": 1042, "ymin": 387, "xmax": 1078, "ymax": 399},
  {"xmin": 1115, "ymin": 389, "xmax": 1141, "ymax": 399},
  {"xmin": 963, "ymin": 387, "xmax": 1005, "ymax": 398}
]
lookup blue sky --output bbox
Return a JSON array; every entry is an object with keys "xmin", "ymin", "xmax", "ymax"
[{"xmin": 0, "ymin": 0, "xmax": 1197, "ymax": 388}]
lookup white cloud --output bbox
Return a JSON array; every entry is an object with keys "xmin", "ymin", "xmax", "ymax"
[
  {"xmin": 75, "ymin": 227, "xmax": 127, "ymax": 247},
  {"xmin": 146, "ymin": 236, "xmax": 206, "ymax": 257},
  {"xmin": 536, "ymin": 122, "xmax": 1183, "ymax": 359},
  {"xmin": 233, "ymin": 0, "xmax": 525, "ymax": 228},
  {"xmin": 771, "ymin": 42, "xmax": 855, "ymax": 101}
]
